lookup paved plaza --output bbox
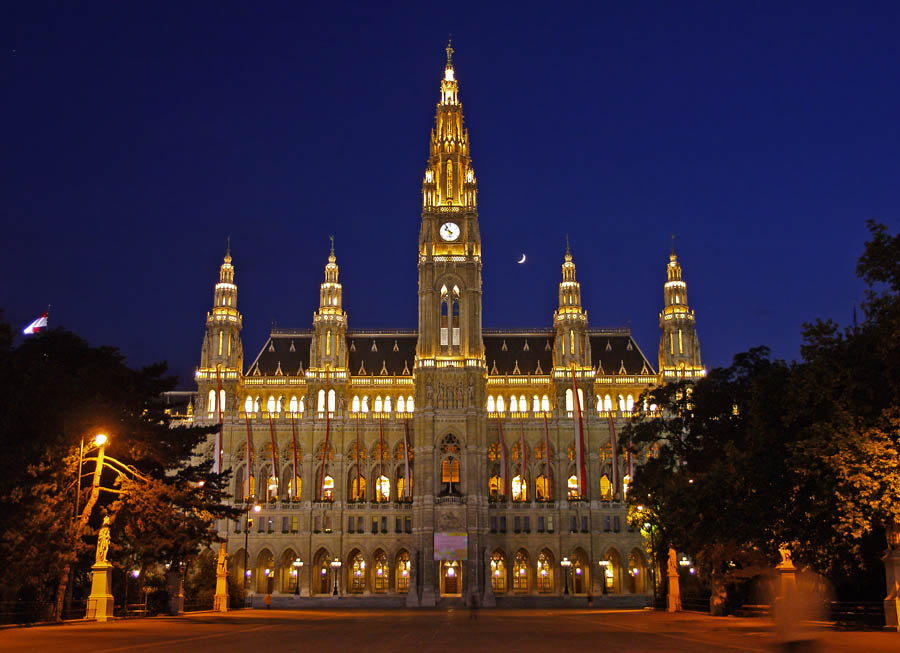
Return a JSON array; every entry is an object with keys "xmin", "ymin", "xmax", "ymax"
[{"xmin": 1, "ymin": 608, "xmax": 898, "ymax": 652}]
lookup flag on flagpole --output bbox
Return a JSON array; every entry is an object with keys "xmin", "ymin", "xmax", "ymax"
[
  {"xmin": 607, "ymin": 413, "xmax": 619, "ymax": 498},
  {"xmin": 403, "ymin": 421, "xmax": 411, "ymax": 499},
  {"xmin": 519, "ymin": 417, "xmax": 527, "ymax": 492},
  {"xmin": 319, "ymin": 369, "xmax": 331, "ymax": 500},
  {"xmin": 571, "ymin": 366, "xmax": 587, "ymax": 498},
  {"xmin": 214, "ymin": 367, "xmax": 223, "ymax": 474},
  {"xmin": 268, "ymin": 414, "xmax": 279, "ymax": 497},
  {"xmin": 290, "ymin": 412, "xmax": 299, "ymax": 499},
  {"xmin": 497, "ymin": 415, "xmax": 508, "ymax": 497},
  {"xmin": 22, "ymin": 311, "xmax": 48, "ymax": 335},
  {"xmin": 542, "ymin": 412, "xmax": 552, "ymax": 500},
  {"xmin": 244, "ymin": 414, "xmax": 254, "ymax": 499}
]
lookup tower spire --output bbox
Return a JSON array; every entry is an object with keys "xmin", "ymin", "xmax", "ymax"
[
  {"xmin": 312, "ymin": 242, "xmax": 347, "ymax": 371},
  {"xmin": 446, "ymin": 36, "xmax": 453, "ymax": 67},
  {"xmin": 658, "ymin": 243, "xmax": 704, "ymax": 379},
  {"xmin": 553, "ymin": 245, "xmax": 590, "ymax": 369}
]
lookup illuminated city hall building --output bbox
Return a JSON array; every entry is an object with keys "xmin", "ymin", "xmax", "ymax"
[{"xmin": 189, "ymin": 45, "xmax": 704, "ymax": 604}]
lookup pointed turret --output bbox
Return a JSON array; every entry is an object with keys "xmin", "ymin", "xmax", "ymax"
[
  {"xmin": 658, "ymin": 241, "xmax": 704, "ymax": 379},
  {"xmin": 311, "ymin": 237, "xmax": 348, "ymax": 371},
  {"xmin": 553, "ymin": 241, "xmax": 591, "ymax": 369},
  {"xmin": 198, "ymin": 242, "xmax": 243, "ymax": 418}
]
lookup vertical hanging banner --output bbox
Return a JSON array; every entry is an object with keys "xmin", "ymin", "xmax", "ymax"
[
  {"xmin": 497, "ymin": 415, "xmax": 508, "ymax": 496},
  {"xmin": 244, "ymin": 414, "xmax": 254, "ymax": 499},
  {"xmin": 542, "ymin": 412, "xmax": 552, "ymax": 499},
  {"xmin": 403, "ymin": 421, "xmax": 412, "ymax": 499},
  {"xmin": 215, "ymin": 366, "xmax": 223, "ymax": 474},
  {"xmin": 290, "ymin": 412, "xmax": 299, "ymax": 499},
  {"xmin": 571, "ymin": 366, "xmax": 587, "ymax": 497}
]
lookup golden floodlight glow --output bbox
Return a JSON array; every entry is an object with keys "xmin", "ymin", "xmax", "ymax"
[{"xmin": 93, "ymin": 433, "xmax": 108, "ymax": 446}]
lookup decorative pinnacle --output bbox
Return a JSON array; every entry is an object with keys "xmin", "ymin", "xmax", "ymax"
[
  {"xmin": 446, "ymin": 37, "xmax": 454, "ymax": 67},
  {"xmin": 224, "ymin": 236, "xmax": 232, "ymax": 263},
  {"xmin": 329, "ymin": 235, "xmax": 335, "ymax": 258},
  {"xmin": 566, "ymin": 234, "xmax": 571, "ymax": 255},
  {"xmin": 671, "ymin": 234, "xmax": 675, "ymax": 256}
]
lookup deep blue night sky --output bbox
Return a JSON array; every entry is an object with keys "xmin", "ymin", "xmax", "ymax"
[{"xmin": 4, "ymin": 1, "xmax": 899, "ymax": 387}]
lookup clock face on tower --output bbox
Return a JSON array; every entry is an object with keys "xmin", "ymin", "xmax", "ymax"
[{"xmin": 439, "ymin": 222, "xmax": 460, "ymax": 242}]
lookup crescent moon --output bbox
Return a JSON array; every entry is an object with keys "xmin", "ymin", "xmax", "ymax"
[{"xmin": 517, "ymin": 253, "xmax": 526, "ymax": 264}]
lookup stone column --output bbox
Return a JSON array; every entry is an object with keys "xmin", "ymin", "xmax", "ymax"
[
  {"xmin": 666, "ymin": 547, "xmax": 681, "ymax": 612},
  {"xmin": 883, "ymin": 525, "xmax": 900, "ymax": 631},
  {"xmin": 85, "ymin": 562, "xmax": 114, "ymax": 622},
  {"xmin": 406, "ymin": 549, "xmax": 420, "ymax": 607},
  {"xmin": 214, "ymin": 543, "xmax": 229, "ymax": 612},
  {"xmin": 482, "ymin": 546, "xmax": 496, "ymax": 607}
]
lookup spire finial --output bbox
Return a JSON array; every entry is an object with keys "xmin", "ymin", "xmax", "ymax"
[
  {"xmin": 566, "ymin": 234, "xmax": 571, "ymax": 255},
  {"xmin": 224, "ymin": 236, "xmax": 232, "ymax": 263},
  {"xmin": 671, "ymin": 234, "xmax": 675, "ymax": 255},
  {"xmin": 329, "ymin": 234, "xmax": 335, "ymax": 257},
  {"xmin": 446, "ymin": 36, "xmax": 454, "ymax": 67}
]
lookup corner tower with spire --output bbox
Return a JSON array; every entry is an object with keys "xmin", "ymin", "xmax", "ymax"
[
  {"xmin": 553, "ymin": 241, "xmax": 591, "ymax": 370},
  {"xmin": 310, "ymin": 237, "xmax": 348, "ymax": 372},
  {"xmin": 198, "ymin": 241, "xmax": 243, "ymax": 418},
  {"xmin": 658, "ymin": 240, "xmax": 704, "ymax": 380}
]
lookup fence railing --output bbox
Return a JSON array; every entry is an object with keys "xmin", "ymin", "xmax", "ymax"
[{"xmin": 0, "ymin": 600, "xmax": 87, "ymax": 625}]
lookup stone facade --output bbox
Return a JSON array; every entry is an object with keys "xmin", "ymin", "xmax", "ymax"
[{"xmin": 182, "ymin": 45, "xmax": 704, "ymax": 603}]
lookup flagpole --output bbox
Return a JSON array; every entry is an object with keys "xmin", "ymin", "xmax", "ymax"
[
  {"xmin": 290, "ymin": 412, "xmax": 299, "ymax": 500},
  {"xmin": 571, "ymin": 366, "xmax": 587, "ymax": 499},
  {"xmin": 268, "ymin": 414, "xmax": 279, "ymax": 500},
  {"xmin": 355, "ymin": 414, "xmax": 360, "ymax": 501},
  {"xmin": 378, "ymin": 415, "xmax": 385, "ymax": 502},
  {"xmin": 519, "ymin": 416, "xmax": 527, "ymax": 500},
  {"xmin": 403, "ymin": 421, "xmax": 411, "ymax": 499},
  {"xmin": 215, "ymin": 366, "xmax": 223, "ymax": 475},
  {"xmin": 319, "ymin": 369, "xmax": 330, "ymax": 500},
  {"xmin": 542, "ymin": 412, "xmax": 552, "ymax": 501},
  {"xmin": 244, "ymin": 414, "xmax": 254, "ymax": 499},
  {"xmin": 497, "ymin": 415, "xmax": 508, "ymax": 498}
]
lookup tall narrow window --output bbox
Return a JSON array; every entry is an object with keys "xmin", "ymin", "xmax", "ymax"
[
  {"xmin": 496, "ymin": 396, "xmax": 505, "ymax": 413},
  {"xmin": 208, "ymin": 390, "xmax": 216, "ymax": 416},
  {"xmin": 220, "ymin": 390, "xmax": 226, "ymax": 415},
  {"xmin": 452, "ymin": 287, "xmax": 460, "ymax": 346},
  {"xmin": 565, "ymin": 389, "xmax": 573, "ymax": 412},
  {"xmin": 440, "ymin": 286, "xmax": 449, "ymax": 347},
  {"xmin": 510, "ymin": 396, "xmax": 518, "ymax": 412},
  {"xmin": 532, "ymin": 396, "xmax": 540, "ymax": 412},
  {"xmin": 217, "ymin": 331, "xmax": 223, "ymax": 356},
  {"xmin": 397, "ymin": 396, "xmax": 405, "ymax": 413},
  {"xmin": 487, "ymin": 396, "xmax": 495, "ymax": 413},
  {"xmin": 447, "ymin": 160, "xmax": 453, "ymax": 197},
  {"xmin": 384, "ymin": 396, "xmax": 392, "ymax": 413},
  {"xmin": 228, "ymin": 334, "xmax": 232, "ymax": 357},
  {"xmin": 326, "ymin": 330, "xmax": 331, "ymax": 356},
  {"xmin": 678, "ymin": 329, "xmax": 684, "ymax": 354},
  {"xmin": 569, "ymin": 329, "xmax": 575, "ymax": 355},
  {"xmin": 374, "ymin": 396, "xmax": 383, "ymax": 413},
  {"xmin": 327, "ymin": 389, "xmax": 336, "ymax": 413},
  {"xmin": 317, "ymin": 390, "xmax": 325, "ymax": 413},
  {"xmin": 670, "ymin": 332, "xmax": 674, "ymax": 355},
  {"xmin": 541, "ymin": 395, "xmax": 550, "ymax": 412},
  {"xmin": 351, "ymin": 396, "xmax": 360, "ymax": 413}
]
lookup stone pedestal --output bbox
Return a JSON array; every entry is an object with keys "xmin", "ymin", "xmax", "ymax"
[
  {"xmin": 883, "ymin": 545, "xmax": 900, "ymax": 631},
  {"xmin": 214, "ymin": 575, "xmax": 229, "ymax": 612},
  {"xmin": 166, "ymin": 569, "xmax": 184, "ymax": 616},
  {"xmin": 85, "ymin": 562, "xmax": 114, "ymax": 622},
  {"xmin": 776, "ymin": 550, "xmax": 797, "ymax": 597}
]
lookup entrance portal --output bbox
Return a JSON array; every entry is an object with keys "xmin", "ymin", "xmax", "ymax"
[{"xmin": 440, "ymin": 560, "xmax": 461, "ymax": 596}]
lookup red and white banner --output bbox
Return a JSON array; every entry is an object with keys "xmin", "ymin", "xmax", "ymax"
[
  {"xmin": 22, "ymin": 312, "xmax": 48, "ymax": 335},
  {"xmin": 497, "ymin": 415, "xmax": 508, "ymax": 496},
  {"xmin": 571, "ymin": 366, "xmax": 587, "ymax": 497}
]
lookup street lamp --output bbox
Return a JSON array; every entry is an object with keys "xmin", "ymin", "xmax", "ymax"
[
  {"xmin": 74, "ymin": 433, "xmax": 109, "ymax": 519},
  {"xmin": 330, "ymin": 559, "xmax": 342, "ymax": 596},
  {"xmin": 243, "ymin": 501, "xmax": 261, "ymax": 605},
  {"xmin": 560, "ymin": 557, "xmax": 572, "ymax": 596},
  {"xmin": 292, "ymin": 558, "xmax": 304, "ymax": 595}
]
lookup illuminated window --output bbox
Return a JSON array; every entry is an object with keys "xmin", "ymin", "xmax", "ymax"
[
  {"xmin": 384, "ymin": 396, "xmax": 392, "ymax": 413},
  {"xmin": 569, "ymin": 329, "xmax": 575, "ymax": 354},
  {"xmin": 535, "ymin": 474, "xmax": 550, "ymax": 501},
  {"xmin": 266, "ymin": 396, "xmax": 276, "ymax": 413},
  {"xmin": 328, "ymin": 389, "xmax": 336, "ymax": 413},
  {"xmin": 623, "ymin": 474, "xmax": 631, "ymax": 499},
  {"xmin": 509, "ymin": 395, "xmax": 518, "ymax": 412},
  {"xmin": 350, "ymin": 552, "xmax": 365, "ymax": 593},
  {"xmin": 289, "ymin": 396, "xmax": 299, "ymax": 413},
  {"xmin": 244, "ymin": 396, "xmax": 253, "ymax": 413},
  {"xmin": 567, "ymin": 475, "xmax": 580, "ymax": 499},
  {"xmin": 626, "ymin": 395, "xmax": 634, "ymax": 411},
  {"xmin": 577, "ymin": 389, "xmax": 583, "ymax": 411},
  {"xmin": 207, "ymin": 390, "xmax": 216, "ymax": 416},
  {"xmin": 678, "ymin": 329, "xmax": 683, "ymax": 354},
  {"xmin": 374, "ymin": 396, "xmax": 383, "ymax": 413},
  {"xmin": 317, "ymin": 390, "xmax": 325, "ymax": 413},
  {"xmin": 322, "ymin": 474, "xmax": 334, "ymax": 501},
  {"xmin": 541, "ymin": 395, "xmax": 550, "ymax": 412},
  {"xmin": 532, "ymin": 395, "xmax": 540, "ymax": 412},
  {"xmin": 276, "ymin": 396, "xmax": 283, "ymax": 413},
  {"xmin": 513, "ymin": 551, "xmax": 528, "ymax": 592},
  {"xmin": 491, "ymin": 552, "xmax": 507, "ymax": 593},
  {"xmin": 511, "ymin": 475, "xmax": 527, "ymax": 502},
  {"xmin": 537, "ymin": 551, "xmax": 553, "ymax": 593},
  {"xmin": 496, "ymin": 396, "xmax": 505, "ymax": 413},
  {"xmin": 218, "ymin": 331, "xmax": 223, "ymax": 356},
  {"xmin": 298, "ymin": 396, "xmax": 305, "ymax": 413},
  {"xmin": 487, "ymin": 396, "xmax": 495, "ymax": 413},
  {"xmin": 600, "ymin": 474, "xmax": 612, "ymax": 501},
  {"xmin": 375, "ymin": 475, "xmax": 390, "ymax": 502},
  {"xmin": 565, "ymin": 389, "xmax": 573, "ymax": 412},
  {"xmin": 604, "ymin": 395, "xmax": 612, "ymax": 411},
  {"xmin": 351, "ymin": 396, "xmax": 360, "ymax": 413},
  {"xmin": 407, "ymin": 396, "xmax": 414, "ymax": 412},
  {"xmin": 618, "ymin": 395, "xmax": 626, "ymax": 412},
  {"xmin": 441, "ymin": 458, "xmax": 460, "ymax": 484},
  {"xmin": 288, "ymin": 475, "xmax": 301, "ymax": 499},
  {"xmin": 228, "ymin": 334, "xmax": 232, "ymax": 356},
  {"xmin": 396, "ymin": 551, "xmax": 410, "ymax": 593},
  {"xmin": 489, "ymin": 474, "xmax": 502, "ymax": 499},
  {"xmin": 397, "ymin": 396, "xmax": 405, "ymax": 412},
  {"xmin": 396, "ymin": 474, "xmax": 412, "ymax": 500},
  {"xmin": 361, "ymin": 396, "xmax": 369, "ymax": 413},
  {"xmin": 350, "ymin": 474, "xmax": 366, "ymax": 502},
  {"xmin": 326, "ymin": 330, "xmax": 331, "ymax": 356},
  {"xmin": 670, "ymin": 332, "xmax": 674, "ymax": 355},
  {"xmin": 373, "ymin": 552, "xmax": 388, "ymax": 593}
]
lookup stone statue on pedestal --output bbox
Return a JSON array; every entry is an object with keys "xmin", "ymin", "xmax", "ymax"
[{"xmin": 95, "ymin": 516, "xmax": 111, "ymax": 564}]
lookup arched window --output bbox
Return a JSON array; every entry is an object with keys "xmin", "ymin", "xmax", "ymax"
[
  {"xmin": 535, "ymin": 473, "xmax": 551, "ymax": 501},
  {"xmin": 600, "ymin": 474, "xmax": 612, "ymax": 501},
  {"xmin": 254, "ymin": 396, "xmax": 261, "ymax": 413},
  {"xmin": 604, "ymin": 395, "xmax": 612, "ymax": 411},
  {"xmin": 322, "ymin": 474, "xmax": 334, "ymax": 501},
  {"xmin": 487, "ymin": 396, "xmax": 495, "ymax": 413},
  {"xmin": 289, "ymin": 396, "xmax": 299, "ymax": 414},
  {"xmin": 440, "ymin": 435, "xmax": 461, "ymax": 495},
  {"xmin": 373, "ymin": 551, "xmax": 388, "ymax": 593},
  {"xmin": 397, "ymin": 396, "xmax": 405, "ymax": 413},
  {"xmin": 565, "ymin": 389, "xmax": 573, "ymax": 412},
  {"xmin": 618, "ymin": 395, "xmax": 626, "ymax": 412},
  {"xmin": 567, "ymin": 475, "xmax": 579, "ymax": 499},
  {"xmin": 375, "ymin": 475, "xmax": 390, "ymax": 502},
  {"xmin": 537, "ymin": 551, "xmax": 553, "ymax": 593},
  {"xmin": 596, "ymin": 395, "xmax": 602, "ymax": 411},
  {"xmin": 351, "ymin": 396, "xmax": 360, "ymax": 413},
  {"xmin": 626, "ymin": 395, "xmax": 634, "ymax": 411},
  {"xmin": 509, "ymin": 396, "xmax": 518, "ymax": 412},
  {"xmin": 396, "ymin": 551, "xmax": 410, "ymax": 593},
  {"xmin": 513, "ymin": 551, "xmax": 529, "ymax": 592},
  {"xmin": 288, "ymin": 474, "xmax": 301, "ymax": 500},
  {"xmin": 407, "ymin": 396, "xmax": 414, "ymax": 412},
  {"xmin": 350, "ymin": 552, "xmax": 366, "ymax": 594},
  {"xmin": 234, "ymin": 466, "xmax": 245, "ymax": 502},
  {"xmin": 208, "ymin": 390, "xmax": 216, "ymax": 416},
  {"xmin": 489, "ymin": 474, "xmax": 502, "ymax": 500},
  {"xmin": 374, "ymin": 396, "xmax": 383, "ymax": 413},
  {"xmin": 362, "ymin": 396, "xmax": 369, "ymax": 413},
  {"xmin": 496, "ymin": 396, "xmax": 505, "ymax": 413},
  {"xmin": 623, "ymin": 474, "xmax": 631, "ymax": 499},
  {"xmin": 541, "ymin": 395, "xmax": 550, "ymax": 412},
  {"xmin": 396, "ymin": 471, "xmax": 412, "ymax": 501},
  {"xmin": 519, "ymin": 395, "xmax": 527, "ymax": 412},
  {"xmin": 511, "ymin": 475, "xmax": 527, "ymax": 502},
  {"xmin": 317, "ymin": 390, "xmax": 326, "ymax": 413},
  {"xmin": 244, "ymin": 396, "xmax": 253, "ymax": 414},
  {"xmin": 350, "ymin": 473, "xmax": 366, "ymax": 502},
  {"xmin": 532, "ymin": 395, "xmax": 540, "ymax": 412},
  {"xmin": 577, "ymin": 389, "xmax": 584, "ymax": 411},
  {"xmin": 384, "ymin": 396, "xmax": 392, "ymax": 413},
  {"xmin": 276, "ymin": 396, "xmax": 283, "ymax": 413},
  {"xmin": 491, "ymin": 551, "xmax": 507, "ymax": 593},
  {"xmin": 267, "ymin": 395, "xmax": 276, "ymax": 413},
  {"xmin": 328, "ymin": 389, "xmax": 336, "ymax": 413},
  {"xmin": 298, "ymin": 396, "xmax": 305, "ymax": 413}
]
